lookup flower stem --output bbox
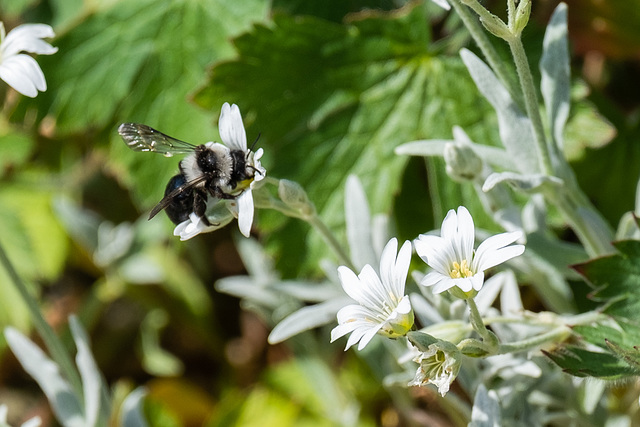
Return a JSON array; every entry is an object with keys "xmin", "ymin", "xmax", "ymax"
[
  {"xmin": 507, "ymin": 36, "xmax": 554, "ymax": 176},
  {"xmin": 498, "ymin": 325, "xmax": 571, "ymax": 354},
  {"xmin": 0, "ymin": 239, "xmax": 82, "ymax": 396},
  {"xmin": 466, "ymin": 297, "xmax": 499, "ymax": 352},
  {"xmin": 263, "ymin": 177, "xmax": 356, "ymax": 270},
  {"xmin": 447, "ymin": 0, "xmax": 522, "ymax": 108},
  {"xmin": 307, "ymin": 214, "xmax": 357, "ymax": 271}
]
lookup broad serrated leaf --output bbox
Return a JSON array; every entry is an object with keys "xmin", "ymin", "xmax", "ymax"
[
  {"xmin": 572, "ymin": 320, "xmax": 640, "ymax": 373},
  {"xmin": 543, "ymin": 346, "xmax": 640, "ymax": 379},
  {"xmin": 194, "ymin": 4, "xmax": 493, "ymax": 272},
  {"xmin": 574, "ymin": 240, "xmax": 640, "ymax": 322},
  {"xmin": 12, "ymin": 0, "xmax": 268, "ymax": 210},
  {"xmin": 547, "ymin": 242, "xmax": 640, "ymax": 378}
]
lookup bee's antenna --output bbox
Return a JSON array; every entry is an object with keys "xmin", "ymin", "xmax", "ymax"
[
  {"xmin": 247, "ymin": 164, "xmax": 263, "ymax": 176},
  {"xmin": 247, "ymin": 133, "xmax": 261, "ymax": 158}
]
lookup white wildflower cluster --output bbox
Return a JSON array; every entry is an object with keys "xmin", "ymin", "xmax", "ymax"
[
  {"xmin": 332, "ymin": 206, "xmax": 524, "ymax": 352},
  {"xmin": 329, "ymin": 204, "xmax": 525, "ymax": 397}
]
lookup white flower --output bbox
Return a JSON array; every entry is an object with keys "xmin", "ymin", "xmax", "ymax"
[
  {"xmin": 219, "ymin": 102, "xmax": 266, "ymax": 237},
  {"xmin": 410, "ymin": 341, "xmax": 461, "ymax": 397},
  {"xmin": 331, "ymin": 238, "xmax": 414, "ymax": 351},
  {"xmin": 173, "ymin": 210, "xmax": 233, "ymax": 241},
  {"xmin": 431, "ymin": 0, "xmax": 451, "ymax": 11},
  {"xmin": 0, "ymin": 22, "xmax": 57, "ymax": 98},
  {"xmin": 415, "ymin": 206, "xmax": 524, "ymax": 296}
]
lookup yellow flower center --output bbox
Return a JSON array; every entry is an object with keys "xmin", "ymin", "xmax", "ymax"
[{"xmin": 449, "ymin": 259, "xmax": 473, "ymax": 279}]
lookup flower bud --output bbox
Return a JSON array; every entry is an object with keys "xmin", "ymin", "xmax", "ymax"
[
  {"xmin": 480, "ymin": 14, "xmax": 511, "ymax": 39},
  {"xmin": 513, "ymin": 0, "xmax": 531, "ymax": 36},
  {"xmin": 278, "ymin": 179, "xmax": 315, "ymax": 216},
  {"xmin": 444, "ymin": 142, "xmax": 483, "ymax": 182}
]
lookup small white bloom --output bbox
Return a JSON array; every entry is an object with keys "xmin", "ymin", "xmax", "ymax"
[
  {"xmin": 173, "ymin": 211, "xmax": 232, "ymax": 241},
  {"xmin": 218, "ymin": 102, "xmax": 266, "ymax": 237},
  {"xmin": 415, "ymin": 206, "xmax": 524, "ymax": 296},
  {"xmin": 331, "ymin": 238, "xmax": 414, "ymax": 351},
  {"xmin": 431, "ymin": 0, "xmax": 451, "ymax": 11},
  {"xmin": 410, "ymin": 341, "xmax": 461, "ymax": 397},
  {"xmin": 0, "ymin": 22, "xmax": 57, "ymax": 98}
]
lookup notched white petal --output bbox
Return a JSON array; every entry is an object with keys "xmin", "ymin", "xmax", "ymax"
[
  {"xmin": 236, "ymin": 190, "xmax": 254, "ymax": 237},
  {"xmin": 219, "ymin": 102, "xmax": 247, "ymax": 151},
  {"xmin": 0, "ymin": 22, "xmax": 56, "ymax": 97},
  {"xmin": 332, "ymin": 238, "xmax": 414, "ymax": 350}
]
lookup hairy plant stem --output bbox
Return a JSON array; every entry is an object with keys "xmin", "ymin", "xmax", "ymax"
[
  {"xmin": 498, "ymin": 325, "xmax": 571, "ymax": 354},
  {"xmin": 0, "ymin": 239, "xmax": 83, "ymax": 396},
  {"xmin": 549, "ymin": 190, "xmax": 615, "ymax": 256},
  {"xmin": 263, "ymin": 178, "xmax": 356, "ymax": 271},
  {"xmin": 447, "ymin": 0, "xmax": 522, "ymax": 108},
  {"xmin": 509, "ymin": 28, "xmax": 614, "ymax": 256},
  {"xmin": 307, "ymin": 214, "xmax": 357, "ymax": 271},
  {"xmin": 507, "ymin": 36, "xmax": 554, "ymax": 176},
  {"xmin": 466, "ymin": 297, "xmax": 499, "ymax": 352},
  {"xmin": 453, "ymin": 0, "xmax": 614, "ymax": 256}
]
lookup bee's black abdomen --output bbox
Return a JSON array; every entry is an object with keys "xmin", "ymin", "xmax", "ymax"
[{"xmin": 164, "ymin": 174, "xmax": 193, "ymax": 224}]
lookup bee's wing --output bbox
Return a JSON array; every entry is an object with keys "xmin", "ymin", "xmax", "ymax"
[
  {"xmin": 118, "ymin": 123, "xmax": 196, "ymax": 155},
  {"xmin": 148, "ymin": 174, "xmax": 209, "ymax": 220}
]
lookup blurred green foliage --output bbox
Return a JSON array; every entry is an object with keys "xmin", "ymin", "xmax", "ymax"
[{"xmin": 0, "ymin": 0, "xmax": 639, "ymax": 424}]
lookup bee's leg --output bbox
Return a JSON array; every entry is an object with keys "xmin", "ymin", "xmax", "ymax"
[
  {"xmin": 212, "ymin": 188, "xmax": 239, "ymax": 200},
  {"xmin": 193, "ymin": 191, "xmax": 212, "ymax": 226}
]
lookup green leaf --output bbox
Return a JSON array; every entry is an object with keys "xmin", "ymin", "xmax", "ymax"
[
  {"xmin": 574, "ymin": 240, "xmax": 640, "ymax": 322},
  {"xmin": 4, "ymin": 327, "xmax": 84, "ymax": 425},
  {"xmin": 540, "ymin": 3, "xmax": 570, "ymax": 149},
  {"xmin": 546, "ymin": 241, "xmax": 640, "ymax": 378},
  {"xmin": 469, "ymin": 385, "xmax": 501, "ymax": 427},
  {"xmin": 542, "ymin": 346, "xmax": 640, "ymax": 379},
  {"xmin": 194, "ymin": 4, "xmax": 493, "ymax": 272},
  {"xmin": 13, "ymin": 0, "xmax": 269, "ymax": 209},
  {"xmin": 563, "ymin": 99, "xmax": 616, "ymax": 162},
  {"xmin": 0, "ymin": 185, "xmax": 69, "ymax": 282},
  {"xmin": 264, "ymin": 357, "xmax": 362, "ymax": 426},
  {"xmin": 407, "ymin": 330, "xmax": 439, "ymax": 351},
  {"xmin": 268, "ymin": 298, "xmax": 348, "ymax": 344},
  {"xmin": 120, "ymin": 388, "xmax": 149, "ymax": 427},
  {"xmin": 460, "ymin": 49, "xmax": 539, "ymax": 174},
  {"xmin": 0, "ymin": 131, "xmax": 34, "ymax": 171}
]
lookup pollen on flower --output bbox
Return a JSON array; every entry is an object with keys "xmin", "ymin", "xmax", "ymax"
[{"xmin": 449, "ymin": 260, "xmax": 473, "ymax": 279}]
